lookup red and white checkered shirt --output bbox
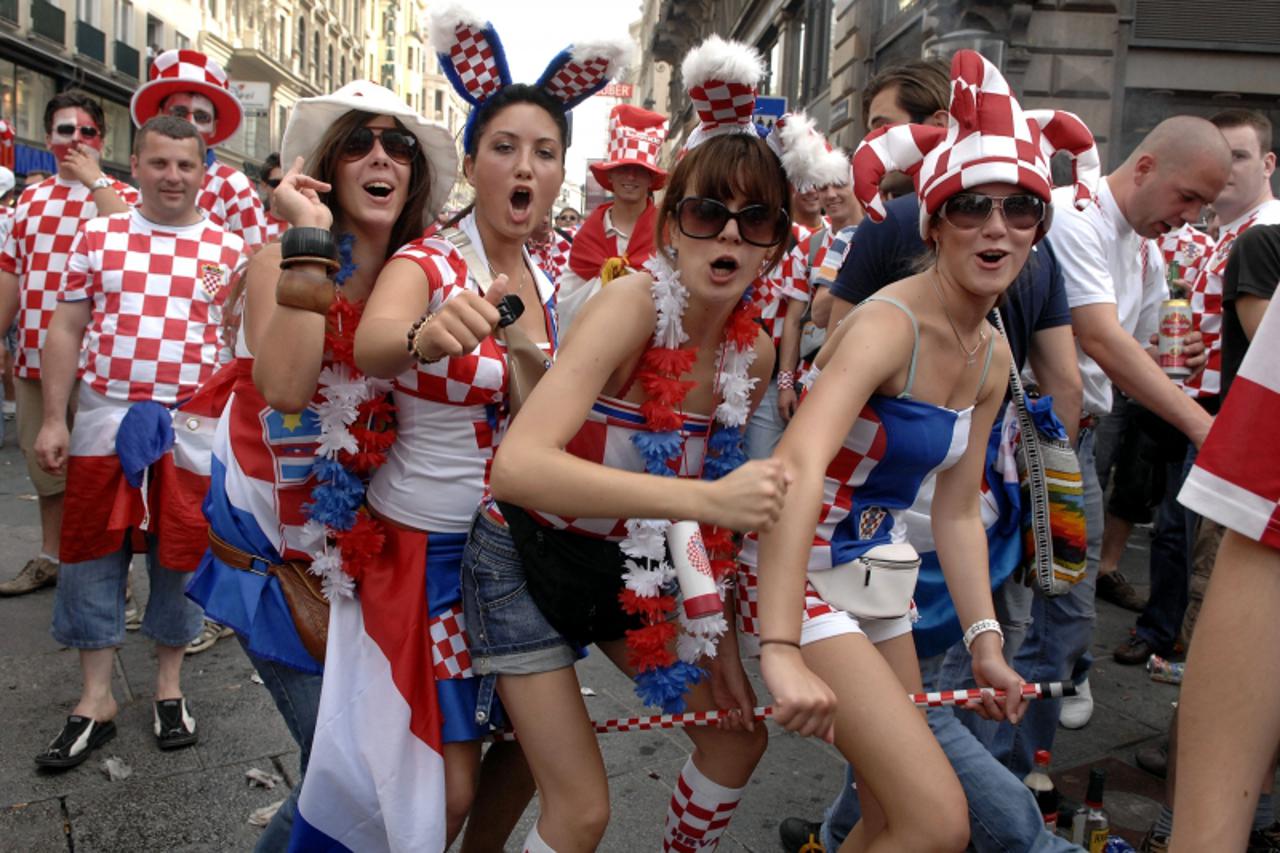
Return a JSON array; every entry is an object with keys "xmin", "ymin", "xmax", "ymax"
[
  {"xmin": 757, "ymin": 221, "xmax": 818, "ymax": 348},
  {"xmin": 527, "ymin": 231, "xmax": 572, "ymax": 283},
  {"xmin": 0, "ymin": 175, "xmax": 139, "ymax": 379},
  {"xmin": 198, "ymin": 161, "xmax": 267, "ymax": 252},
  {"xmin": 1179, "ymin": 297, "xmax": 1280, "ymax": 550},
  {"xmin": 1182, "ymin": 199, "xmax": 1280, "ymax": 400},
  {"xmin": 61, "ymin": 209, "xmax": 245, "ymax": 403},
  {"xmin": 262, "ymin": 210, "xmax": 287, "ymax": 244}
]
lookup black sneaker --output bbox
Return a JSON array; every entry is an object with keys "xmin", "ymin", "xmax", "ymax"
[
  {"xmin": 153, "ymin": 698, "xmax": 198, "ymax": 750},
  {"xmin": 35, "ymin": 715, "xmax": 117, "ymax": 769},
  {"xmin": 779, "ymin": 817, "xmax": 825, "ymax": 853}
]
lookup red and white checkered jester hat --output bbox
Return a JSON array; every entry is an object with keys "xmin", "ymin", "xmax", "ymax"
[
  {"xmin": 591, "ymin": 104, "xmax": 668, "ymax": 191},
  {"xmin": 852, "ymin": 49, "xmax": 1100, "ymax": 238}
]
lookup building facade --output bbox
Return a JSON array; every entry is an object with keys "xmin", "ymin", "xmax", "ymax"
[{"xmin": 642, "ymin": 0, "xmax": 1280, "ymax": 172}]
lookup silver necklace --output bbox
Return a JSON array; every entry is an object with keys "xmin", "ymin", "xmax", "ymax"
[
  {"xmin": 930, "ymin": 273, "xmax": 987, "ymax": 366},
  {"xmin": 486, "ymin": 259, "xmax": 531, "ymax": 297}
]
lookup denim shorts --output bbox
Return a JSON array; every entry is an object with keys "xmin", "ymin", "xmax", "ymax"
[
  {"xmin": 461, "ymin": 511, "xmax": 578, "ymax": 678},
  {"xmin": 51, "ymin": 537, "xmax": 205, "ymax": 649}
]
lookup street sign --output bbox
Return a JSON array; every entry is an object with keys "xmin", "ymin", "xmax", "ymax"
[
  {"xmin": 599, "ymin": 82, "xmax": 634, "ymax": 99},
  {"xmin": 231, "ymin": 82, "xmax": 271, "ymax": 113},
  {"xmin": 753, "ymin": 95, "xmax": 787, "ymax": 133}
]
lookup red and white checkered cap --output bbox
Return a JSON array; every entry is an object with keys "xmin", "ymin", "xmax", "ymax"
[
  {"xmin": 590, "ymin": 104, "xmax": 668, "ymax": 191},
  {"xmin": 852, "ymin": 49, "xmax": 1100, "ymax": 238},
  {"xmin": 680, "ymin": 36, "xmax": 765, "ymax": 151},
  {"xmin": 130, "ymin": 49, "xmax": 243, "ymax": 145}
]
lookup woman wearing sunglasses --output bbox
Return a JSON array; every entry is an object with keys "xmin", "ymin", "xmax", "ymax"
[
  {"xmin": 480, "ymin": 39, "xmax": 857, "ymax": 852},
  {"xmin": 747, "ymin": 51, "xmax": 1100, "ymax": 851},
  {"xmin": 184, "ymin": 81, "xmax": 458, "ymax": 851}
]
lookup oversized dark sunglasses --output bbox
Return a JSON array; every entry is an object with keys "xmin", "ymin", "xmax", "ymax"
[
  {"xmin": 341, "ymin": 127, "xmax": 418, "ymax": 165},
  {"xmin": 264, "ymin": 178, "xmax": 282, "ymax": 189},
  {"xmin": 166, "ymin": 105, "xmax": 215, "ymax": 125},
  {"xmin": 940, "ymin": 192, "xmax": 1046, "ymax": 231},
  {"xmin": 675, "ymin": 197, "xmax": 790, "ymax": 247},
  {"xmin": 54, "ymin": 124, "xmax": 99, "ymax": 139}
]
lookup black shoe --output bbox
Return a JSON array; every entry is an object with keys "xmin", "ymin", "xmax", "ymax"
[
  {"xmin": 779, "ymin": 817, "xmax": 826, "ymax": 853},
  {"xmin": 153, "ymin": 698, "xmax": 198, "ymax": 750},
  {"xmin": 1097, "ymin": 571, "xmax": 1147, "ymax": 612},
  {"xmin": 35, "ymin": 715, "xmax": 117, "ymax": 769},
  {"xmin": 1136, "ymin": 740, "xmax": 1169, "ymax": 778},
  {"xmin": 1115, "ymin": 634, "xmax": 1158, "ymax": 665}
]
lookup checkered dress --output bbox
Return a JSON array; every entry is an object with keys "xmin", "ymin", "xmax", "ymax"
[
  {"xmin": 0, "ymin": 176, "xmax": 139, "ymax": 379},
  {"xmin": 1180, "ymin": 297, "xmax": 1280, "ymax": 550},
  {"xmin": 61, "ymin": 210, "xmax": 245, "ymax": 403},
  {"xmin": 198, "ymin": 161, "xmax": 267, "ymax": 251},
  {"xmin": 1182, "ymin": 200, "xmax": 1280, "ymax": 400}
]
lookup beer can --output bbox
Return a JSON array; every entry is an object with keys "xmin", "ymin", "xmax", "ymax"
[{"xmin": 1158, "ymin": 299, "xmax": 1192, "ymax": 378}]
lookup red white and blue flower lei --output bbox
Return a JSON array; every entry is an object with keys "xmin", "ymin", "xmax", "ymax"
[
  {"xmin": 621, "ymin": 252, "xmax": 761, "ymax": 713},
  {"xmin": 300, "ymin": 235, "xmax": 397, "ymax": 598}
]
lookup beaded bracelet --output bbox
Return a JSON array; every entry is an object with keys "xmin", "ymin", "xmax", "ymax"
[
  {"xmin": 776, "ymin": 370, "xmax": 796, "ymax": 391},
  {"xmin": 406, "ymin": 312, "xmax": 442, "ymax": 364},
  {"xmin": 962, "ymin": 618, "xmax": 1004, "ymax": 652}
]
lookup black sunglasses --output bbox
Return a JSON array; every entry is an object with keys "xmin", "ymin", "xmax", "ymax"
[
  {"xmin": 341, "ymin": 127, "xmax": 418, "ymax": 165},
  {"xmin": 675, "ymin": 197, "xmax": 790, "ymax": 248},
  {"xmin": 940, "ymin": 192, "xmax": 1046, "ymax": 231},
  {"xmin": 264, "ymin": 178, "xmax": 282, "ymax": 189},
  {"xmin": 54, "ymin": 124, "xmax": 99, "ymax": 139},
  {"xmin": 166, "ymin": 105, "xmax": 215, "ymax": 126}
]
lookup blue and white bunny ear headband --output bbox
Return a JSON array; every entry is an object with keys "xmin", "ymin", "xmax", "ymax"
[{"xmin": 428, "ymin": 2, "xmax": 634, "ymax": 153}]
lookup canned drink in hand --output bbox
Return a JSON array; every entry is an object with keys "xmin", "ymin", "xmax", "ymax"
[
  {"xmin": 667, "ymin": 521, "xmax": 720, "ymax": 619},
  {"xmin": 1158, "ymin": 299, "xmax": 1192, "ymax": 378}
]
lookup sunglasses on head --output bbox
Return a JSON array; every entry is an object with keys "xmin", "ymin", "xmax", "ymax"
[
  {"xmin": 54, "ymin": 124, "xmax": 99, "ymax": 139},
  {"xmin": 264, "ymin": 178, "xmax": 282, "ymax": 189},
  {"xmin": 341, "ymin": 126, "xmax": 418, "ymax": 165},
  {"xmin": 939, "ymin": 192, "xmax": 1046, "ymax": 231},
  {"xmin": 675, "ymin": 197, "xmax": 790, "ymax": 248},
  {"xmin": 166, "ymin": 105, "xmax": 215, "ymax": 125}
]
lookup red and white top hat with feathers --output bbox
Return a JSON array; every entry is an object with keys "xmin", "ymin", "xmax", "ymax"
[
  {"xmin": 852, "ymin": 49, "xmax": 1100, "ymax": 237},
  {"xmin": 591, "ymin": 104, "xmax": 668, "ymax": 191},
  {"xmin": 681, "ymin": 36, "xmax": 850, "ymax": 191}
]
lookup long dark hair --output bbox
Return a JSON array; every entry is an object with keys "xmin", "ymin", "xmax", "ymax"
[{"xmin": 309, "ymin": 109, "xmax": 432, "ymax": 260}]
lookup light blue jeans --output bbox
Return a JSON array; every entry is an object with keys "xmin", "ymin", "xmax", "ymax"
[
  {"xmin": 820, "ymin": 651, "xmax": 1082, "ymax": 852},
  {"xmin": 989, "ymin": 429, "xmax": 1103, "ymax": 778},
  {"xmin": 238, "ymin": 636, "xmax": 324, "ymax": 853},
  {"xmin": 745, "ymin": 377, "xmax": 785, "ymax": 460}
]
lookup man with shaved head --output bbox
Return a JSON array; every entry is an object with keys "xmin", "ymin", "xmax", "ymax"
[{"xmin": 990, "ymin": 116, "xmax": 1230, "ymax": 776}]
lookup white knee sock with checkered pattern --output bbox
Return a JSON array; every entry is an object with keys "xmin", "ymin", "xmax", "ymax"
[
  {"xmin": 663, "ymin": 756, "xmax": 744, "ymax": 852},
  {"xmin": 523, "ymin": 821, "xmax": 556, "ymax": 853}
]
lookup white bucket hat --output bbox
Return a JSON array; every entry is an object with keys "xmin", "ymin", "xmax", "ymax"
[{"xmin": 280, "ymin": 81, "xmax": 459, "ymax": 222}]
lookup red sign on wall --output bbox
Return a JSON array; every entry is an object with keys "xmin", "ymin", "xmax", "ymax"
[{"xmin": 598, "ymin": 83, "xmax": 634, "ymax": 99}]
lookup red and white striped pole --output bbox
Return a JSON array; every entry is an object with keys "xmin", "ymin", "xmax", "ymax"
[{"xmin": 492, "ymin": 680, "xmax": 1073, "ymax": 741}]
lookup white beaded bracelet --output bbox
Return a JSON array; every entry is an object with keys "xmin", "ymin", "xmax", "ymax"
[{"xmin": 962, "ymin": 618, "xmax": 1004, "ymax": 652}]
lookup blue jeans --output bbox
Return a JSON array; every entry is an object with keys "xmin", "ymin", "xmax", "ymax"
[
  {"xmin": 989, "ymin": 429, "xmax": 1103, "ymax": 779},
  {"xmin": 51, "ymin": 536, "xmax": 204, "ymax": 648},
  {"xmin": 1134, "ymin": 444, "xmax": 1197, "ymax": 653},
  {"xmin": 745, "ymin": 378, "xmax": 784, "ymax": 460},
  {"xmin": 820, "ymin": 652, "xmax": 1081, "ymax": 852},
  {"xmin": 238, "ymin": 636, "xmax": 323, "ymax": 853}
]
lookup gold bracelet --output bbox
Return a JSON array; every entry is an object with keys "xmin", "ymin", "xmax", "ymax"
[
  {"xmin": 275, "ymin": 267, "xmax": 335, "ymax": 315},
  {"xmin": 409, "ymin": 312, "xmax": 443, "ymax": 364}
]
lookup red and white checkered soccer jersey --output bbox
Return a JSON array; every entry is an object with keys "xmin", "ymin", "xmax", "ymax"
[
  {"xmin": 263, "ymin": 210, "xmax": 287, "ymax": 243},
  {"xmin": 0, "ymin": 175, "xmax": 139, "ymax": 380},
  {"xmin": 199, "ymin": 160, "xmax": 267, "ymax": 251},
  {"xmin": 61, "ymin": 209, "xmax": 245, "ymax": 403},
  {"xmin": 1182, "ymin": 199, "xmax": 1280, "ymax": 400},
  {"xmin": 527, "ymin": 231, "xmax": 571, "ymax": 283},
  {"xmin": 1180, "ymin": 297, "xmax": 1280, "ymax": 550}
]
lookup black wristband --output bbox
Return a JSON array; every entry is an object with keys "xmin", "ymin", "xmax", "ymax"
[{"xmin": 281, "ymin": 227, "xmax": 338, "ymax": 265}]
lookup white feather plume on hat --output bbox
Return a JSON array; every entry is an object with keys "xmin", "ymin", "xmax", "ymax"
[
  {"xmin": 680, "ymin": 35, "xmax": 765, "ymax": 91},
  {"xmin": 568, "ymin": 39, "xmax": 636, "ymax": 83},
  {"xmin": 427, "ymin": 1, "xmax": 491, "ymax": 59},
  {"xmin": 772, "ymin": 113, "xmax": 851, "ymax": 191}
]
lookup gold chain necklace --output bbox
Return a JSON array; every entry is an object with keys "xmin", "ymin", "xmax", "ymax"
[
  {"xmin": 930, "ymin": 272, "xmax": 987, "ymax": 366},
  {"xmin": 486, "ymin": 259, "xmax": 531, "ymax": 297}
]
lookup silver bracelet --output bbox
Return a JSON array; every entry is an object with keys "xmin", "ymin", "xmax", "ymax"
[{"xmin": 962, "ymin": 618, "xmax": 1004, "ymax": 652}]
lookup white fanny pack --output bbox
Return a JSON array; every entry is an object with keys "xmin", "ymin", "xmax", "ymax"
[{"xmin": 807, "ymin": 541, "xmax": 921, "ymax": 621}]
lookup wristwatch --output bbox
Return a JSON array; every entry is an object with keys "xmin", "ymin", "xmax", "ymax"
[{"xmin": 89, "ymin": 176, "xmax": 113, "ymax": 191}]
